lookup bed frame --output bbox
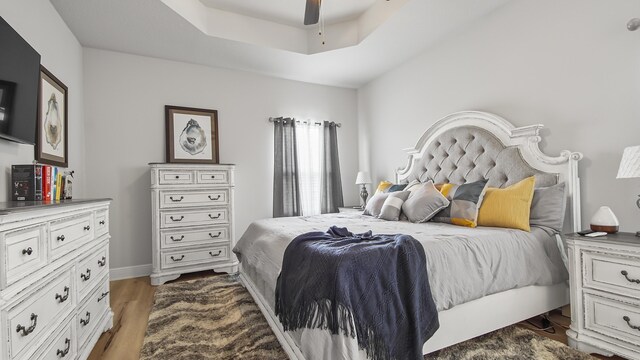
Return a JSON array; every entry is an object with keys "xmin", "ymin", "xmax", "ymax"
[{"xmin": 239, "ymin": 110, "xmax": 583, "ymax": 359}]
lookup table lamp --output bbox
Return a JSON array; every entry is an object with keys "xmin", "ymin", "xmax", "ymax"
[
  {"xmin": 616, "ymin": 145, "xmax": 640, "ymax": 236},
  {"xmin": 355, "ymin": 171, "xmax": 372, "ymax": 209}
]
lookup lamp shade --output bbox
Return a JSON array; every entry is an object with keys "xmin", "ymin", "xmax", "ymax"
[
  {"xmin": 355, "ymin": 171, "xmax": 372, "ymax": 185},
  {"xmin": 617, "ymin": 145, "xmax": 640, "ymax": 179}
]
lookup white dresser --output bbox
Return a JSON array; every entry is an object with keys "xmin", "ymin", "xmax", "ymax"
[
  {"xmin": 149, "ymin": 163, "xmax": 238, "ymax": 285},
  {"xmin": 0, "ymin": 199, "xmax": 112, "ymax": 360},
  {"xmin": 567, "ymin": 232, "xmax": 640, "ymax": 360}
]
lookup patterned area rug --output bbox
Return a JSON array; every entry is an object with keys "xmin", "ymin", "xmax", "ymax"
[
  {"xmin": 140, "ymin": 275, "xmax": 286, "ymax": 360},
  {"xmin": 141, "ymin": 275, "xmax": 593, "ymax": 360}
]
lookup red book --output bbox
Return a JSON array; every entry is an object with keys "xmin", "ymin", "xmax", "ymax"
[{"xmin": 43, "ymin": 165, "xmax": 52, "ymax": 201}]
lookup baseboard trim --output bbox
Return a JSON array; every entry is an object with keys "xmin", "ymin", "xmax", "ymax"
[{"xmin": 110, "ymin": 264, "xmax": 152, "ymax": 281}]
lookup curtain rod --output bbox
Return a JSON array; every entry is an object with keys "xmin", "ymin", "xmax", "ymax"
[{"xmin": 268, "ymin": 117, "xmax": 341, "ymax": 128}]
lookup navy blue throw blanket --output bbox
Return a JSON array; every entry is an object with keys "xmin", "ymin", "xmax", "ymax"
[{"xmin": 275, "ymin": 226, "xmax": 439, "ymax": 360}]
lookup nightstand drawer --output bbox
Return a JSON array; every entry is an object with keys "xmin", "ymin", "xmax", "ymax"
[
  {"xmin": 585, "ymin": 293, "xmax": 640, "ymax": 348},
  {"xmin": 584, "ymin": 251, "xmax": 640, "ymax": 297},
  {"xmin": 196, "ymin": 170, "xmax": 229, "ymax": 185}
]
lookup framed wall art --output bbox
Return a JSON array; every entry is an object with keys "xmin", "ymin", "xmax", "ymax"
[
  {"xmin": 36, "ymin": 66, "xmax": 68, "ymax": 167},
  {"xmin": 165, "ymin": 105, "xmax": 219, "ymax": 164}
]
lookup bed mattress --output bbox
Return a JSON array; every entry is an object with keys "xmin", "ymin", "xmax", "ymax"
[{"xmin": 233, "ymin": 212, "xmax": 568, "ymax": 359}]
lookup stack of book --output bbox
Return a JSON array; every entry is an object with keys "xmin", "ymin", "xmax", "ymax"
[{"xmin": 11, "ymin": 164, "xmax": 73, "ymax": 201}]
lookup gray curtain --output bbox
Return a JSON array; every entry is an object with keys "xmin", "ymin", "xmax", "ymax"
[
  {"xmin": 321, "ymin": 121, "xmax": 344, "ymax": 213},
  {"xmin": 273, "ymin": 118, "xmax": 301, "ymax": 217}
]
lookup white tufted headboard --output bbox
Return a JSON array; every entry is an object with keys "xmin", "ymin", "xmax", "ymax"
[{"xmin": 396, "ymin": 111, "xmax": 583, "ymax": 232}]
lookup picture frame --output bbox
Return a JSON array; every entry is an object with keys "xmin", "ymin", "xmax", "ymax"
[
  {"xmin": 36, "ymin": 66, "xmax": 68, "ymax": 167},
  {"xmin": 165, "ymin": 105, "xmax": 219, "ymax": 164}
]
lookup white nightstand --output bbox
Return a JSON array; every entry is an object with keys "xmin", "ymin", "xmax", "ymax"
[
  {"xmin": 338, "ymin": 206, "xmax": 362, "ymax": 214},
  {"xmin": 566, "ymin": 232, "xmax": 640, "ymax": 359}
]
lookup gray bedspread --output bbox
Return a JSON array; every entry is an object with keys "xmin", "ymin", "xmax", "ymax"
[{"xmin": 233, "ymin": 213, "xmax": 568, "ymax": 359}]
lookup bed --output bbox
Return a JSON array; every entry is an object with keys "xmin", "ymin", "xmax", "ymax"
[{"xmin": 234, "ymin": 111, "xmax": 584, "ymax": 359}]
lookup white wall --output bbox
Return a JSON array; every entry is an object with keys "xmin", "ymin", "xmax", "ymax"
[
  {"xmin": 0, "ymin": 0, "xmax": 85, "ymax": 200},
  {"xmin": 83, "ymin": 48, "xmax": 359, "ymax": 271},
  {"xmin": 358, "ymin": 0, "xmax": 640, "ymax": 232}
]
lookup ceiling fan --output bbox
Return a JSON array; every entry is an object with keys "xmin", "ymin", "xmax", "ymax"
[{"xmin": 304, "ymin": 0, "xmax": 321, "ymax": 25}]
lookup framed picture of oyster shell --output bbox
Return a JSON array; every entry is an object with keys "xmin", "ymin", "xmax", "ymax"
[
  {"xmin": 165, "ymin": 105, "xmax": 219, "ymax": 164},
  {"xmin": 36, "ymin": 66, "xmax": 68, "ymax": 167}
]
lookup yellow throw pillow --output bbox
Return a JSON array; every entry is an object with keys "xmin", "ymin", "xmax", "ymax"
[
  {"xmin": 374, "ymin": 181, "xmax": 393, "ymax": 195},
  {"xmin": 477, "ymin": 176, "xmax": 536, "ymax": 232}
]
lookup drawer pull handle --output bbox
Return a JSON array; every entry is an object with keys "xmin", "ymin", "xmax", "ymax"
[
  {"xmin": 99, "ymin": 220, "xmax": 106, "ymax": 225},
  {"xmin": 621, "ymin": 270, "xmax": 640, "ymax": 284},
  {"xmin": 98, "ymin": 291, "xmax": 110, "ymax": 302},
  {"xmin": 209, "ymin": 250, "xmax": 222, "ymax": 257},
  {"xmin": 170, "ymin": 216, "xmax": 184, "ymax": 222},
  {"xmin": 57, "ymin": 338, "xmax": 71, "ymax": 357},
  {"xmin": 98, "ymin": 256, "xmax": 107, "ymax": 267},
  {"xmin": 55, "ymin": 286, "xmax": 70, "ymax": 303},
  {"xmin": 22, "ymin": 247, "xmax": 33, "ymax": 255},
  {"xmin": 209, "ymin": 232, "xmax": 222, "ymax": 238},
  {"xmin": 208, "ymin": 195, "xmax": 221, "ymax": 201},
  {"xmin": 171, "ymin": 255, "xmax": 185, "ymax": 262},
  {"xmin": 84, "ymin": 225, "xmax": 91, "ymax": 231},
  {"xmin": 57, "ymin": 235, "xmax": 66, "ymax": 241},
  {"xmin": 170, "ymin": 196, "xmax": 184, "ymax": 202},
  {"xmin": 81, "ymin": 268, "xmax": 91, "ymax": 281},
  {"xmin": 80, "ymin": 312, "xmax": 91, "ymax": 326},
  {"xmin": 175, "ymin": 175, "xmax": 180, "ymax": 179},
  {"xmin": 171, "ymin": 235, "xmax": 184, "ymax": 242},
  {"xmin": 16, "ymin": 313, "xmax": 37, "ymax": 336},
  {"xmin": 623, "ymin": 316, "xmax": 640, "ymax": 331},
  {"xmin": 210, "ymin": 175, "xmax": 216, "ymax": 179},
  {"xmin": 208, "ymin": 213, "xmax": 221, "ymax": 220}
]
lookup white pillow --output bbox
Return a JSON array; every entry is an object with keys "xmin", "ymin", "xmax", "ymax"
[{"xmin": 401, "ymin": 181, "xmax": 450, "ymax": 223}]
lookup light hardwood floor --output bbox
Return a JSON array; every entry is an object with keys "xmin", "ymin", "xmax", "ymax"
[{"xmin": 88, "ymin": 272, "xmax": 622, "ymax": 360}]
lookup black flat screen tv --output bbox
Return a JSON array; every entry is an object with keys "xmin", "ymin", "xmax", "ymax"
[{"xmin": 0, "ymin": 15, "xmax": 40, "ymax": 145}]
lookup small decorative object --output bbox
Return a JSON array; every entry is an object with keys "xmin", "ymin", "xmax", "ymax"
[
  {"xmin": 590, "ymin": 206, "xmax": 620, "ymax": 233},
  {"xmin": 36, "ymin": 66, "xmax": 68, "ymax": 167},
  {"xmin": 355, "ymin": 171, "xmax": 372, "ymax": 209},
  {"xmin": 64, "ymin": 170, "xmax": 74, "ymax": 200},
  {"xmin": 165, "ymin": 105, "xmax": 219, "ymax": 164},
  {"xmin": 616, "ymin": 145, "xmax": 640, "ymax": 236}
]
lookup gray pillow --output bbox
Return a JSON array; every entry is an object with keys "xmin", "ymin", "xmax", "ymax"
[
  {"xmin": 363, "ymin": 192, "xmax": 390, "ymax": 217},
  {"xmin": 530, "ymin": 182, "xmax": 566, "ymax": 233},
  {"xmin": 402, "ymin": 181, "xmax": 450, "ymax": 223},
  {"xmin": 378, "ymin": 191, "xmax": 411, "ymax": 221}
]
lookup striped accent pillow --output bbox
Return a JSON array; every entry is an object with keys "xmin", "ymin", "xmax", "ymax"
[{"xmin": 378, "ymin": 191, "xmax": 411, "ymax": 221}]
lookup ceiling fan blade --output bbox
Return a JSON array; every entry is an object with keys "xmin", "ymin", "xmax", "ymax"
[{"xmin": 304, "ymin": 0, "xmax": 321, "ymax": 25}]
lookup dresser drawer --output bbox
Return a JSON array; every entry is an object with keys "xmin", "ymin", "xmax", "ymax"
[
  {"xmin": 160, "ymin": 208, "xmax": 229, "ymax": 229},
  {"xmin": 76, "ymin": 245, "xmax": 109, "ymax": 301},
  {"xmin": 77, "ymin": 276, "xmax": 110, "ymax": 348},
  {"xmin": 29, "ymin": 317, "xmax": 75, "ymax": 360},
  {"xmin": 4, "ymin": 225, "xmax": 46, "ymax": 286},
  {"xmin": 7, "ymin": 270, "xmax": 74, "ymax": 358},
  {"xmin": 159, "ymin": 189, "xmax": 229, "ymax": 209},
  {"xmin": 196, "ymin": 170, "xmax": 229, "ymax": 185},
  {"xmin": 158, "ymin": 170, "xmax": 194, "ymax": 185},
  {"xmin": 161, "ymin": 226, "xmax": 230, "ymax": 249},
  {"xmin": 161, "ymin": 245, "xmax": 229, "ymax": 270},
  {"xmin": 584, "ymin": 251, "xmax": 640, "ymax": 297},
  {"xmin": 50, "ymin": 215, "xmax": 94, "ymax": 260},
  {"xmin": 95, "ymin": 210, "xmax": 109, "ymax": 237},
  {"xmin": 585, "ymin": 293, "xmax": 640, "ymax": 347}
]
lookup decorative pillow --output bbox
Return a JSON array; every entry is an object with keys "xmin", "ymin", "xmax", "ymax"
[
  {"xmin": 378, "ymin": 191, "xmax": 411, "ymax": 221},
  {"xmin": 477, "ymin": 176, "xmax": 536, "ymax": 231},
  {"xmin": 374, "ymin": 181, "xmax": 393, "ymax": 195},
  {"xmin": 401, "ymin": 181, "xmax": 450, "ymax": 223},
  {"xmin": 432, "ymin": 179, "xmax": 489, "ymax": 228},
  {"xmin": 403, "ymin": 180, "xmax": 422, "ymax": 195},
  {"xmin": 363, "ymin": 192, "xmax": 390, "ymax": 217},
  {"xmin": 530, "ymin": 182, "xmax": 567, "ymax": 234}
]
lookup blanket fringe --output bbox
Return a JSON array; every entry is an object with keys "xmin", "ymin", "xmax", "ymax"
[{"xmin": 275, "ymin": 298, "xmax": 394, "ymax": 360}]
